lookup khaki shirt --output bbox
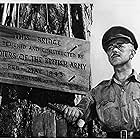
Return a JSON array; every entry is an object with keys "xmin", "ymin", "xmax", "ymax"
[{"xmin": 77, "ymin": 70, "xmax": 140, "ymax": 132}]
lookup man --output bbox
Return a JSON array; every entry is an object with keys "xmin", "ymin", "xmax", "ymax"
[{"xmin": 63, "ymin": 26, "xmax": 140, "ymax": 138}]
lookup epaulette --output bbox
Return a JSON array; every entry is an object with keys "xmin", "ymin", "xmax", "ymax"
[{"xmin": 94, "ymin": 79, "xmax": 111, "ymax": 90}]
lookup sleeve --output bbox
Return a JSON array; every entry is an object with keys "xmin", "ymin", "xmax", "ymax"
[{"xmin": 76, "ymin": 88, "xmax": 95, "ymax": 121}]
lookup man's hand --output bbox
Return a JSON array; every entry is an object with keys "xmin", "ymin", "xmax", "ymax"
[{"xmin": 63, "ymin": 106, "xmax": 83, "ymax": 122}]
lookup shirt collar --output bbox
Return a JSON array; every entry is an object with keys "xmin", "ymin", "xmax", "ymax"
[
  {"xmin": 104, "ymin": 77, "xmax": 114, "ymax": 87},
  {"xmin": 129, "ymin": 69, "xmax": 140, "ymax": 82},
  {"xmin": 105, "ymin": 69, "xmax": 140, "ymax": 87}
]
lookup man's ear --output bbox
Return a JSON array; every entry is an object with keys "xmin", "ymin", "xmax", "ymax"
[{"xmin": 130, "ymin": 49, "xmax": 136, "ymax": 59}]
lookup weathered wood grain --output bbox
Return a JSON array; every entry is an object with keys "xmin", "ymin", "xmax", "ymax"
[{"xmin": 0, "ymin": 25, "xmax": 90, "ymax": 95}]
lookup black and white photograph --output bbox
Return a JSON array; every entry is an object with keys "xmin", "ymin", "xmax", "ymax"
[{"xmin": 0, "ymin": 0, "xmax": 140, "ymax": 138}]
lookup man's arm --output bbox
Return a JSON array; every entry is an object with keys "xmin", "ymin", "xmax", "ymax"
[{"xmin": 63, "ymin": 90, "xmax": 95, "ymax": 122}]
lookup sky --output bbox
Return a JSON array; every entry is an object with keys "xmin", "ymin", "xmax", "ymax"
[{"xmin": 91, "ymin": 0, "xmax": 140, "ymax": 87}]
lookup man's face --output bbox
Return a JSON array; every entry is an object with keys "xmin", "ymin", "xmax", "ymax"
[{"xmin": 106, "ymin": 38, "xmax": 134, "ymax": 66}]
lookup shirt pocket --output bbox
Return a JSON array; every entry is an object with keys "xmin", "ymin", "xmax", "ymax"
[
  {"xmin": 97, "ymin": 90, "xmax": 115, "ymax": 109},
  {"xmin": 131, "ymin": 90, "xmax": 140, "ymax": 113},
  {"xmin": 132, "ymin": 90, "xmax": 140, "ymax": 102},
  {"xmin": 131, "ymin": 90, "xmax": 140, "ymax": 128},
  {"xmin": 131, "ymin": 90, "xmax": 140, "ymax": 117}
]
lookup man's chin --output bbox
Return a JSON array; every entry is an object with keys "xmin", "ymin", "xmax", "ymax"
[{"xmin": 110, "ymin": 61, "xmax": 121, "ymax": 67}]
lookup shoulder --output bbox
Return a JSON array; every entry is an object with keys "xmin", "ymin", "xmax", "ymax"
[
  {"xmin": 90, "ymin": 79, "xmax": 111, "ymax": 95},
  {"xmin": 94, "ymin": 80, "xmax": 111, "ymax": 90},
  {"xmin": 90, "ymin": 80, "xmax": 112, "ymax": 103}
]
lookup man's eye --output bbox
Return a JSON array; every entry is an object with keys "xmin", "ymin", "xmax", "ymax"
[
  {"xmin": 107, "ymin": 46, "xmax": 113, "ymax": 51},
  {"xmin": 117, "ymin": 43, "xmax": 124, "ymax": 48},
  {"xmin": 117, "ymin": 44, "xmax": 122, "ymax": 47}
]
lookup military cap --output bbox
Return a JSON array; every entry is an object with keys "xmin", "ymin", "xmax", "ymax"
[{"xmin": 102, "ymin": 26, "xmax": 138, "ymax": 52}]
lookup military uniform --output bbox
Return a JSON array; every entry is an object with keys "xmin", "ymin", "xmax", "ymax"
[
  {"xmin": 63, "ymin": 26, "xmax": 139, "ymax": 138},
  {"xmin": 77, "ymin": 70, "xmax": 140, "ymax": 138}
]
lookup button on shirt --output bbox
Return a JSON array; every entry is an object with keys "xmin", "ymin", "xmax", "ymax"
[{"xmin": 77, "ymin": 70, "xmax": 140, "ymax": 132}]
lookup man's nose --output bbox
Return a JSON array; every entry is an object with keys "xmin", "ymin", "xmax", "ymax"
[{"xmin": 112, "ymin": 45, "xmax": 119, "ymax": 52}]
